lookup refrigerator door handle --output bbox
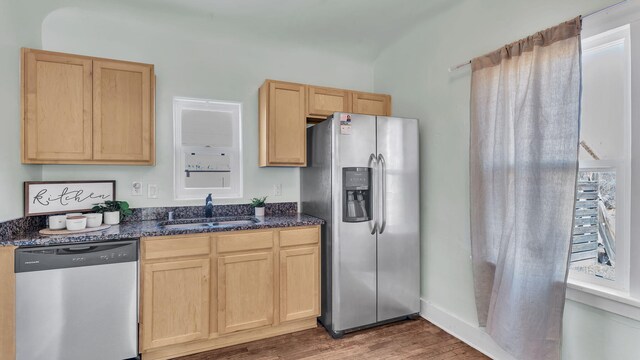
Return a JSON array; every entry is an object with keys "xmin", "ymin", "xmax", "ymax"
[
  {"xmin": 368, "ymin": 153, "xmax": 378, "ymax": 235},
  {"xmin": 378, "ymin": 153, "xmax": 387, "ymax": 234}
]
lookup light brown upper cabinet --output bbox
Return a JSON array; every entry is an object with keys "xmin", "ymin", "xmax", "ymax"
[
  {"xmin": 306, "ymin": 86, "xmax": 350, "ymax": 120},
  {"xmin": 259, "ymin": 80, "xmax": 307, "ymax": 167},
  {"xmin": 351, "ymin": 91, "xmax": 392, "ymax": 116},
  {"xmin": 22, "ymin": 50, "xmax": 93, "ymax": 162},
  {"xmin": 93, "ymin": 60, "xmax": 153, "ymax": 162},
  {"xmin": 21, "ymin": 48, "xmax": 155, "ymax": 165},
  {"xmin": 259, "ymin": 79, "xmax": 391, "ymax": 167}
]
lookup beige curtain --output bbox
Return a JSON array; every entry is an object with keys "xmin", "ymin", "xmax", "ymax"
[{"xmin": 469, "ymin": 17, "xmax": 581, "ymax": 360}]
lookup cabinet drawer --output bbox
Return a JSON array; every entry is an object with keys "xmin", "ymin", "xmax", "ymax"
[
  {"xmin": 217, "ymin": 231, "xmax": 273, "ymax": 253},
  {"xmin": 280, "ymin": 227, "xmax": 319, "ymax": 247},
  {"xmin": 142, "ymin": 236, "xmax": 210, "ymax": 260}
]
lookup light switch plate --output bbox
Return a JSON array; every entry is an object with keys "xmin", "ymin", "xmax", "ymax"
[
  {"xmin": 273, "ymin": 184, "xmax": 282, "ymax": 196},
  {"xmin": 131, "ymin": 181, "xmax": 143, "ymax": 196},
  {"xmin": 148, "ymin": 184, "xmax": 159, "ymax": 199}
]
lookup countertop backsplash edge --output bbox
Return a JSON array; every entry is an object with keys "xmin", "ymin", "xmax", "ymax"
[{"xmin": 0, "ymin": 202, "xmax": 302, "ymax": 244}]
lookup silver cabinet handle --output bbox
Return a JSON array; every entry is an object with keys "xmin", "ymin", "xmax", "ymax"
[
  {"xmin": 378, "ymin": 153, "xmax": 387, "ymax": 234},
  {"xmin": 368, "ymin": 153, "xmax": 378, "ymax": 235}
]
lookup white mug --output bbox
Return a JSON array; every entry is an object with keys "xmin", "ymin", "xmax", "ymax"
[
  {"xmin": 65, "ymin": 216, "xmax": 87, "ymax": 231},
  {"xmin": 48, "ymin": 215, "xmax": 67, "ymax": 230},
  {"xmin": 103, "ymin": 211, "xmax": 120, "ymax": 225},
  {"xmin": 85, "ymin": 213, "xmax": 103, "ymax": 228}
]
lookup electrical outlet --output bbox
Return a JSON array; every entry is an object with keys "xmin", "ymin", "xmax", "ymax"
[
  {"xmin": 273, "ymin": 184, "xmax": 282, "ymax": 196},
  {"xmin": 147, "ymin": 184, "xmax": 159, "ymax": 199},
  {"xmin": 131, "ymin": 181, "xmax": 143, "ymax": 196}
]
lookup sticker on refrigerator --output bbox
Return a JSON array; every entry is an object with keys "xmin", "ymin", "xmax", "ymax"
[
  {"xmin": 340, "ymin": 114, "xmax": 352, "ymax": 135},
  {"xmin": 339, "ymin": 114, "xmax": 352, "ymax": 125}
]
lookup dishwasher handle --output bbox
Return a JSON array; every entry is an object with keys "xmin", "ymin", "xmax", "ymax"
[
  {"xmin": 16, "ymin": 240, "xmax": 138, "ymax": 273},
  {"xmin": 56, "ymin": 242, "xmax": 132, "ymax": 254},
  {"xmin": 60, "ymin": 245, "xmax": 98, "ymax": 253}
]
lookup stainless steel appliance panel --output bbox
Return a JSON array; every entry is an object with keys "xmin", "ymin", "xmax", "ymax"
[
  {"xmin": 301, "ymin": 113, "xmax": 421, "ymax": 336},
  {"xmin": 16, "ymin": 241, "xmax": 138, "ymax": 360},
  {"xmin": 332, "ymin": 113, "xmax": 378, "ymax": 331},
  {"xmin": 376, "ymin": 117, "xmax": 421, "ymax": 321},
  {"xmin": 301, "ymin": 120, "xmax": 334, "ymax": 328}
]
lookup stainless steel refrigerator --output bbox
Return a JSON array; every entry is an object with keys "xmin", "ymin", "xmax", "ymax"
[{"xmin": 301, "ymin": 112, "xmax": 420, "ymax": 338}]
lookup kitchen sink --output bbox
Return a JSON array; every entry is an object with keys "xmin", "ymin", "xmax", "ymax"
[{"xmin": 158, "ymin": 217, "xmax": 259, "ymax": 230}]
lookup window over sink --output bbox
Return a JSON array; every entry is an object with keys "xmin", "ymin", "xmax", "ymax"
[{"xmin": 173, "ymin": 97, "xmax": 243, "ymax": 200}]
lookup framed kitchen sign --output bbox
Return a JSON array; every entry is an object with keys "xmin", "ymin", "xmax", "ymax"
[{"xmin": 24, "ymin": 181, "xmax": 116, "ymax": 217}]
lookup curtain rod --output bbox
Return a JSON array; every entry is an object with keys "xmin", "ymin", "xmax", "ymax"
[{"xmin": 447, "ymin": 0, "xmax": 629, "ymax": 72}]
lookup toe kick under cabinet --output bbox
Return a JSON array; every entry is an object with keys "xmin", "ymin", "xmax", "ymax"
[{"xmin": 139, "ymin": 226, "xmax": 320, "ymax": 360}]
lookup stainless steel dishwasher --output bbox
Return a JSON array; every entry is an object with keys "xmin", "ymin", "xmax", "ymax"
[{"xmin": 15, "ymin": 240, "xmax": 138, "ymax": 360}]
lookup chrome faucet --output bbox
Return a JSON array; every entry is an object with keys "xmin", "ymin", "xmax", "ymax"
[{"xmin": 204, "ymin": 193, "xmax": 214, "ymax": 218}]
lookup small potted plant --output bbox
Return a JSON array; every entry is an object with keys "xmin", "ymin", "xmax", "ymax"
[
  {"xmin": 92, "ymin": 200, "xmax": 133, "ymax": 225},
  {"xmin": 250, "ymin": 196, "xmax": 267, "ymax": 217}
]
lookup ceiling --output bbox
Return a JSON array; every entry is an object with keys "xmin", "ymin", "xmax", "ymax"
[{"xmin": 116, "ymin": 0, "xmax": 460, "ymax": 61}]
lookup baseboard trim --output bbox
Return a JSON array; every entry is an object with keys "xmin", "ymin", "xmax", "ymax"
[{"xmin": 420, "ymin": 299, "xmax": 515, "ymax": 360}]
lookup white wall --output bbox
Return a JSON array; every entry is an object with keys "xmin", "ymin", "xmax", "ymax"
[
  {"xmin": 372, "ymin": 0, "xmax": 640, "ymax": 359},
  {"xmin": 34, "ymin": 5, "xmax": 373, "ymax": 209},
  {"xmin": 4, "ymin": 1, "xmax": 639, "ymax": 357},
  {"xmin": 0, "ymin": 1, "xmax": 42, "ymax": 222},
  {"xmin": 0, "ymin": 0, "xmax": 373, "ymax": 211}
]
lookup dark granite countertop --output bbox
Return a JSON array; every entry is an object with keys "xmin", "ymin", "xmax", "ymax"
[{"xmin": 1, "ymin": 214, "xmax": 324, "ymax": 247}]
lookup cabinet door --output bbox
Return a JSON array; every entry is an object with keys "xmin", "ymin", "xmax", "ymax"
[
  {"xmin": 93, "ymin": 60, "xmax": 154, "ymax": 163},
  {"xmin": 351, "ymin": 92, "xmax": 391, "ymax": 116},
  {"xmin": 266, "ymin": 81, "xmax": 306, "ymax": 166},
  {"xmin": 218, "ymin": 252, "xmax": 274, "ymax": 333},
  {"xmin": 280, "ymin": 246, "xmax": 320, "ymax": 322},
  {"xmin": 307, "ymin": 86, "xmax": 351, "ymax": 119},
  {"xmin": 141, "ymin": 258, "xmax": 210, "ymax": 351},
  {"xmin": 23, "ymin": 50, "xmax": 93, "ymax": 162}
]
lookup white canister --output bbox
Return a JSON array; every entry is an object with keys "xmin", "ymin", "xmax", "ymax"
[
  {"xmin": 254, "ymin": 207, "xmax": 265, "ymax": 217},
  {"xmin": 48, "ymin": 215, "xmax": 67, "ymax": 230},
  {"xmin": 103, "ymin": 211, "xmax": 120, "ymax": 225},
  {"xmin": 85, "ymin": 213, "xmax": 103, "ymax": 228},
  {"xmin": 65, "ymin": 213, "xmax": 83, "ymax": 218},
  {"xmin": 65, "ymin": 216, "xmax": 87, "ymax": 231}
]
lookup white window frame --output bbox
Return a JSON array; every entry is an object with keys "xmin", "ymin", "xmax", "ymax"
[
  {"xmin": 173, "ymin": 97, "xmax": 243, "ymax": 200},
  {"xmin": 570, "ymin": 164, "xmax": 629, "ymax": 291},
  {"xmin": 565, "ymin": 13, "xmax": 640, "ymax": 321},
  {"xmin": 570, "ymin": 25, "xmax": 632, "ymax": 292}
]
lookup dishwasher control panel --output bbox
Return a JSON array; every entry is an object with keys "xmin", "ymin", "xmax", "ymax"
[{"xmin": 15, "ymin": 240, "xmax": 138, "ymax": 273}]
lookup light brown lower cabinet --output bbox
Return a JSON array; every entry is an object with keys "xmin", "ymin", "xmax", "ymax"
[
  {"xmin": 141, "ymin": 258, "xmax": 210, "ymax": 351},
  {"xmin": 140, "ymin": 226, "xmax": 320, "ymax": 360},
  {"xmin": 279, "ymin": 246, "xmax": 319, "ymax": 322},
  {"xmin": 218, "ymin": 252, "xmax": 274, "ymax": 334},
  {"xmin": 0, "ymin": 246, "xmax": 16, "ymax": 360}
]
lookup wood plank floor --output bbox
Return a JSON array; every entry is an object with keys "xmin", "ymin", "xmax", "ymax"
[{"xmin": 174, "ymin": 318, "xmax": 489, "ymax": 360}]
